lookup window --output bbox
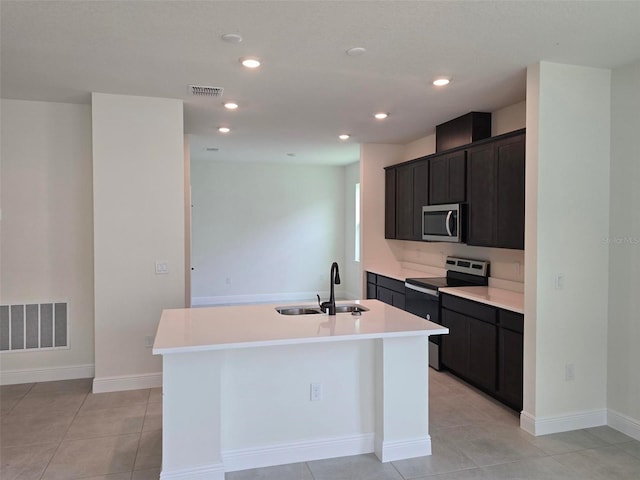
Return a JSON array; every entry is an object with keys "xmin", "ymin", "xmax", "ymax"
[{"xmin": 355, "ymin": 183, "xmax": 360, "ymax": 262}]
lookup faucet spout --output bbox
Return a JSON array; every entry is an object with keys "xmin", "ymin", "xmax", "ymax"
[{"xmin": 319, "ymin": 262, "xmax": 341, "ymax": 315}]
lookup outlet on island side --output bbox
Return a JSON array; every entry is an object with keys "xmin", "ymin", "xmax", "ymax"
[
  {"xmin": 310, "ymin": 383, "xmax": 323, "ymax": 401},
  {"xmin": 565, "ymin": 363, "xmax": 575, "ymax": 381},
  {"xmin": 145, "ymin": 335, "xmax": 154, "ymax": 348}
]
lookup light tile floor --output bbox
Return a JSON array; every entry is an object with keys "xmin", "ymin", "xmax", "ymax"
[{"xmin": 1, "ymin": 371, "xmax": 639, "ymax": 479}]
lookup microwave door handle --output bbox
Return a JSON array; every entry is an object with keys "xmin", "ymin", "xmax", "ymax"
[{"xmin": 445, "ymin": 210, "xmax": 453, "ymax": 236}]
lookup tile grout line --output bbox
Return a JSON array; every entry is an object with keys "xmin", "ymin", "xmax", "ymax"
[
  {"xmin": 130, "ymin": 388, "xmax": 153, "ymax": 478},
  {"xmin": 304, "ymin": 460, "xmax": 316, "ymax": 480},
  {"xmin": 36, "ymin": 381, "xmax": 91, "ymax": 480}
]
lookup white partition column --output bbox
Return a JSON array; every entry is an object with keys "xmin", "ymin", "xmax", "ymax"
[{"xmin": 375, "ymin": 336, "xmax": 430, "ymax": 462}]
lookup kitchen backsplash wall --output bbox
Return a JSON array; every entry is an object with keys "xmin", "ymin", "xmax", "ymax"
[{"xmin": 400, "ymin": 241, "xmax": 525, "ymax": 283}]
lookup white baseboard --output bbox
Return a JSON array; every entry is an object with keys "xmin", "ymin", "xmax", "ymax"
[
  {"xmin": 0, "ymin": 363, "xmax": 94, "ymax": 385},
  {"xmin": 222, "ymin": 433, "xmax": 375, "ymax": 472},
  {"xmin": 93, "ymin": 372, "xmax": 162, "ymax": 393},
  {"xmin": 192, "ymin": 290, "xmax": 345, "ymax": 307},
  {"xmin": 520, "ymin": 408, "xmax": 607, "ymax": 436},
  {"xmin": 374, "ymin": 436, "xmax": 432, "ymax": 463},
  {"xmin": 608, "ymin": 408, "xmax": 640, "ymax": 441},
  {"xmin": 160, "ymin": 463, "xmax": 225, "ymax": 480}
]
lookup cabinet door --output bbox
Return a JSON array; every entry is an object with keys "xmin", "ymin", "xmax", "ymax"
[
  {"xmin": 377, "ymin": 286, "xmax": 394, "ymax": 306},
  {"xmin": 385, "ymin": 169, "xmax": 396, "ymax": 239},
  {"xmin": 412, "ymin": 160, "xmax": 429, "ymax": 240},
  {"xmin": 440, "ymin": 309, "xmax": 468, "ymax": 375},
  {"xmin": 496, "ymin": 135, "xmax": 525, "ymax": 249},
  {"xmin": 447, "ymin": 151, "xmax": 467, "ymax": 203},
  {"xmin": 366, "ymin": 282, "xmax": 377, "ymax": 300},
  {"xmin": 467, "ymin": 143, "xmax": 497, "ymax": 246},
  {"xmin": 429, "ymin": 156, "xmax": 448, "ymax": 205},
  {"xmin": 392, "ymin": 292, "xmax": 406, "ymax": 310},
  {"xmin": 396, "ymin": 164, "xmax": 414, "ymax": 240},
  {"xmin": 466, "ymin": 318, "xmax": 497, "ymax": 391},
  {"xmin": 498, "ymin": 327, "xmax": 523, "ymax": 410},
  {"xmin": 429, "ymin": 151, "xmax": 466, "ymax": 205}
]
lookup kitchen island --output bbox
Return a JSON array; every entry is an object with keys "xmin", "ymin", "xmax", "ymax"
[{"xmin": 153, "ymin": 299, "xmax": 448, "ymax": 480}]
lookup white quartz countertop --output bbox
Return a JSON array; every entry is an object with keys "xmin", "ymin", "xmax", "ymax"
[
  {"xmin": 439, "ymin": 286, "xmax": 524, "ymax": 314},
  {"xmin": 153, "ymin": 299, "xmax": 448, "ymax": 355}
]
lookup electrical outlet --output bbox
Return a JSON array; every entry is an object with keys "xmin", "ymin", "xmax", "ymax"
[
  {"xmin": 144, "ymin": 335, "xmax": 154, "ymax": 348},
  {"xmin": 225, "ymin": 277, "xmax": 232, "ymax": 285},
  {"xmin": 554, "ymin": 273, "xmax": 565, "ymax": 290},
  {"xmin": 310, "ymin": 383, "xmax": 323, "ymax": 401},
  {"xmin": 514, "ymin": 262, "xmax": 521, "ymax": 274},
  {"xmin": 565, "ymin": 363, "xmax": 575, "ymax": 381}
]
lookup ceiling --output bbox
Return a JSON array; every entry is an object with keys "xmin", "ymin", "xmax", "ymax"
[{"xmin": 2, "ymin": 1, "xmax": 639, "ymax": 166}]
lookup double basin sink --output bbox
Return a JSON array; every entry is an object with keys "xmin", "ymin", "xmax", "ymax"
[{"xmin": 276, "ymin": 304, "xmax": 369, "ymax": 315}]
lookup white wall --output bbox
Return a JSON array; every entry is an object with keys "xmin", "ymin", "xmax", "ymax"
[
  {"xmin": 361, "ymin": 102, "xmax": 527, "ymax": 284},
  {"xmin": 523, "ymin": 62, "xmax": 610, "ymax": 434},
  {"xmin": 190, "ymin": 160, "xmax": 346, "ymax": 305},
  {"xmin": 607, "ymin": 59, "xmax": 640, "ymax": 437},
  {"xmin": 0, "ymin": 99, "xmax": 95, "ymax": 383},
  {"xmin": 343, "ymin": 161, "xmax": 361, "ymax": 299},
  {"xmin": 92, "ymin": 93, "xmax": 185, "ymax": 392}
]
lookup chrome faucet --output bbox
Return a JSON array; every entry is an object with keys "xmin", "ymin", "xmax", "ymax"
[{"xmin": 317, "ymin": 262, "xmax": 341, "ymax": 315}]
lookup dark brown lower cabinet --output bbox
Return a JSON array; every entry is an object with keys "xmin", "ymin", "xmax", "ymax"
[
  {"xmin": 440, "ymin": 293, "xmax": 523, "ymax": 411},
  {"xmin": 466, "ymin": 317, "xmax": 497, "ymax": 391},
  {"xmin": 497, "ymin": 310, "xmax": 524, "ymax": 410},
  {"xmin": 440, "ymin": 309, "xmax": 468, "ymax": 375},
  {"xmin": 365, "ymin": 272, "xmax": 405, "ymax": 310}
]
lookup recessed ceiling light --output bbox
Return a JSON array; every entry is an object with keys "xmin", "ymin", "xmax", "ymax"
[
  {"xmin": 433, "ymin": 78, "xmax": 451, "ymax": 86},
  {"xmin": 224, "ymin": 102, "xmax": 239, "ymax": 110},
  {"xmin": 240, "ymin": 57, "xmax": 261, "ymax": 68},
  {"xmin": 218, "ymin": 127, "xmax": 231, "ymax": 133},
  {"xmin": 339, "ymin": 134, "xmax": 350, "ymax": 140},
  {"xmin": 221, "ymin": 33, "xmax": 243, "ymax": 44},
  {"xmin": 374, "ymin": 112, "xmax": 389, "ymax": 120},
  {"xmin": 346, "ymin": 47, "xmax": 366, "ymax": 56}
]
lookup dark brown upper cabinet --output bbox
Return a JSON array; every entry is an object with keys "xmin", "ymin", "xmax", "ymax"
[
  {"xmin": 395, "ymin": 164, "xmax": 414, "ymax": 240},
  {"xmin": 385, "ymin": 158, "xmax": 429, "ymax": 241},
  {"xmin": 429, "ymin": 150, "xmax": 467, "ymax": 205},
  {"xmin": 467, "ymin": 131, "xmax": 525, "ymax": 249},
  {"xmin": 384, "ymin": 168, "xmax": 396, "ymax": 239}
]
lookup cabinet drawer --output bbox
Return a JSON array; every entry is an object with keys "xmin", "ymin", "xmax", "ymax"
[
  {"xmin": 366, "ymin": 272, "xmax": 377, "ymax": 284},
  {"xmin": 499, "ymin": 309, "xmax": 524, "ymax": 333},
  {"xmin": 441, "ymin": 294, "xmax": 497, "ymax": 324},
  {"xmin": 377, "ymin": 275, "xmax": 405, "ymax": 294}
]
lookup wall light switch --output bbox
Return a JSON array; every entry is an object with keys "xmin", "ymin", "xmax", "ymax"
[
  {"xmin": 554, "ymin": 273, "xmax": 565, "ymax": 290},
  {"xmin": 155, "ymin": 261, "xmax": 169, "ymax": 274}
]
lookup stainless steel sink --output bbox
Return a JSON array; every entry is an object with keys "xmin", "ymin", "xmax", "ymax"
[
  {"xmin": 275, "ymin": 307, "xmax": 322, "ymax": 315},
  {"xmin": 275, "ymin": 304, "xmax": 369, "ymax": 315},
  {"xmin": 334, "ymin": 304, "xmax": 369, "ymax": 314}
]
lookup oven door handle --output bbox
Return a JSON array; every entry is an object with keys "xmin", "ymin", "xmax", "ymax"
[{"xmin": 404, "ymin": 282, "xmax": 439, "ymax": 297}]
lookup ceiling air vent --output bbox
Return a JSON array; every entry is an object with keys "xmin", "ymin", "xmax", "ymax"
[{"xmin": 189, "ymin": 85, "xmax": 224, "ymax": 97}]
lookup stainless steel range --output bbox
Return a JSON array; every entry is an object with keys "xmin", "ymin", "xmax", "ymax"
[{"xmin": 405, "ymin": 257, "xmax": 490, "ymax": 370}]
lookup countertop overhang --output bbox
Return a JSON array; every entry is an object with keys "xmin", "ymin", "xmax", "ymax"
[{"xmin": 153, "ymin": 299, "xmax": 448, "ymax": 355}]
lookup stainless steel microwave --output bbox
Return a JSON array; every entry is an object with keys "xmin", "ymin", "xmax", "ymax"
[{"xmin": 422, "ymin": 203, "xmax": 464, "ymax": 242}]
